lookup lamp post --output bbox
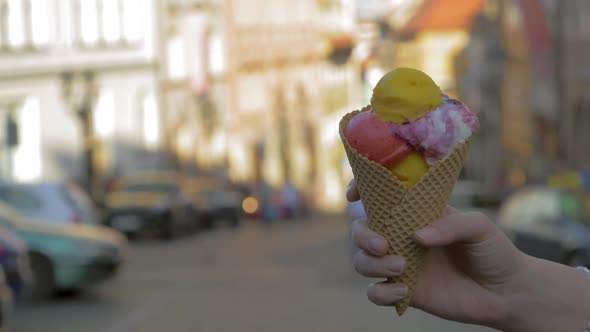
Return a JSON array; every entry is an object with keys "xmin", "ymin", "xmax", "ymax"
[{"xmin": 61, "ymin": 71, "xmax": 99, "ymax": 196}]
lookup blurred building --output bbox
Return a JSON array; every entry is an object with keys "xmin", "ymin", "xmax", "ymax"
[
  {"xmin": 161, "ymin": 0, "xmax": 360, "ymax": 211},
  {"xmin": 390, "ymin": 0, "xmax": 486, "ymax": 95},
  {"xmin": 456, "ymin": 0, "xmax": 590, "ymax": 189},
  {"xmin": 549, "ymin": 0, "xmax": 590, "ymax": 170},
  {"xmin": 157, "ymin": 0, "xmax": 213, "ymax": 171},
  {"xmin": 362, "ymin": 0, "xmax": 487, "ymax": 185},
  {"xmin": 0, "ymin": 0, "xmax": 163, "ymax": 186},
  {"xmin": 454, "ymin": 1, "xmax": 505, "ymax": 189}
]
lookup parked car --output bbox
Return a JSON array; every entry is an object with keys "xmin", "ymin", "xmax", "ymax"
[
  {"xmin": 0, "ymin": 266, "xmax": 14, "ymax": 327},
  {"xmin": 105, "ymin": 172, "xmax": 196, "ymax": 239},
  {"xmin": 0, "ymin": 182, "xmax": 99, "ymax": 225},
  {"xmin": 0, "ymin": 227, "xmax": 31, "ymax": 300},
  {"xmin": 498, "ymin": 187, "xmax": 590, "ymax": 266},
  {"xmin": 183, "ymin": 177, "xmax": 244, "ymax": 229},
  {"xmin": 0, "ymin": 201, "xmax": 127, "ymax": 299}
]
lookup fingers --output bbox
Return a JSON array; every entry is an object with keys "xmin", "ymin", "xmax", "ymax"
[
  {"xmin": 444, "ymin": 205, "xmax": 458, "ymax": 215},
  {"xmin": 367, "ymin": 282, "xmax": 409, "ymax": 306},
  {"xmin": 346, "ymin": 179, "xmax": 360, "ymax": 202},
  {"xmin": 351, "ymin": 219, "xmax": 388, "ymax": 256},
  {"xmin": 353, "ymin": 251, "xmax": 406, "ymax": 278},
  {"xmin": 415, "ymin": 211, "xmax": 493, "ymax": 247}
]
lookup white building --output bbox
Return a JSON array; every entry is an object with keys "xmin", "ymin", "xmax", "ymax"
[
  {"xmin": 0, "ymin": 0, "xmax": 163, "ymax": 183},
  {"xmin": 217, "ymin": 0, "xmax": 360, "ymax": 211}
]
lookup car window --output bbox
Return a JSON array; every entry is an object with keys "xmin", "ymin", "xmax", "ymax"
[
  {"xmin": 123, "ymin": 183, "xmax": 178, "ymax": 194},
  {"xmin": 59, "ymin": 186, "xmax": 84, "ymax": 213},
  {"xmin": 65, "ymin": 185, "xmax": 94, "ymax": 211},
  {"xmin": 0, "ymin": 187, "xmax": 43, "ymax": 213},
  {"xmin": 0, "ymin": 215, "xmax": 14, "ymax": 229}
]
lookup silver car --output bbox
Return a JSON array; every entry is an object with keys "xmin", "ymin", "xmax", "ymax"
[{"xmin": 0, "ymin": 182, "xmax": 99, "ymax": 225}]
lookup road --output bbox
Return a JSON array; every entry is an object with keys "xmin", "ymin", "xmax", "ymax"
[{"xmin": 8, "ymin": 216, "xmax": 497, "ymax": 332}]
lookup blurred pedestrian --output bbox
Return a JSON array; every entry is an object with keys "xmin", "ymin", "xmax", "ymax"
[
  {"xmin": 346, "ymin": 179, "xmax": 590, "ymax": 332},
  {"xmin": 281, "ymin": 181, "xmax": 299, "ymax": 220}
]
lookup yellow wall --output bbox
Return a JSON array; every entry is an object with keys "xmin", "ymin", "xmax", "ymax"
[{"xmin": 395, "ymin": 30, "xmax": 469, "ymax": 95}]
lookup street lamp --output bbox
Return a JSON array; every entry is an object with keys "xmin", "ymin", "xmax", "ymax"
[{"xmin": 61, "ymin": 71, "xmax": 99, "ymax": 196}]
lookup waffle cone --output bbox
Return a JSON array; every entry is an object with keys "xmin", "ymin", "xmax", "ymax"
[{"xmin": 339, "ymin": 106, "xmax": 472, "ymax": 315}]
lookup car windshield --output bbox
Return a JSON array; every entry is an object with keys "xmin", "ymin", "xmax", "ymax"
[
  {"xmin": 0, "ymin": 187, "xmax": 43, "ymax": 213},
  {"xmin": 123, "ymin": 183, "xmax": 178, "ymax": 194},
  {"xmin": 59, "ymin": 186, "xmax": 85, "ymax": 213}
]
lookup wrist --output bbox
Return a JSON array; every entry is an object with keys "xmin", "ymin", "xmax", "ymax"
[{"xmin": 499, "ymin": 255, "xmax": 590, "ymax": 332}]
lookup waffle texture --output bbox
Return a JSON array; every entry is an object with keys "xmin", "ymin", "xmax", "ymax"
[{"xmin": 339, "ymin": 107, "xmax": 471, "ymax": 315}]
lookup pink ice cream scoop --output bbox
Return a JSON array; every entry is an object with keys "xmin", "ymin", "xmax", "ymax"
[
  {"xmin": 388, "ymin": 98, "xmax": 479, "ymax": 164},
  {"xmin": 344, "ymin": 111, "xmax": 413, "ymax": 168}
]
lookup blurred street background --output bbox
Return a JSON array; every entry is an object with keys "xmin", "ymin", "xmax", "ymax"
[{"xmin": 0, "ymin": 0, "xmax": 587, "ymax": 331}]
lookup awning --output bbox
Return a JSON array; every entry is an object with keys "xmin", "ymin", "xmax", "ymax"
[{"xmin": 399, "ymin": 0, "xmax": 486, "ymax": 36}]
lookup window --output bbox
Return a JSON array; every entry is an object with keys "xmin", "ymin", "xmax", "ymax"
[
  {"xmin": 79, "ymin": 0, "xmax": 99, "ymax": 45},
  {"xmin": 121, "ymin": 0, "xmax": 142, "ymax": 43},
  {"xmin": 101, "ymin": 0, "xmax": 121, "ymax": 43},
  {"xmin": 7, "ymin": 0, "xmax": 25, "ymax": 49},
  {"xmin": 141, "ymin": 93, "xmax": 160, "ymax": 149},
  {"xmin": 123, "ymin": 183, "xmax": 178, "ymax": 194},
  {"xmin": 93, "ymin": 90, "xmax": 115, "ymax": 138},
  {"xmin": 30, "ymin": 0, "xmax": 50, "ymax": 47},
  {"xmin": 77, "ymin": 0, "xmax": 140, "ymax": 47},
  {"xmin": 1, "ymin": 0, "xmax": 53, "ymax": 51},
  {"xmin": 0, "ymin": 187, "xmax": 43, "ymax": 213},
  {"xmin": 0, "ymin": 214, "xmax": 15, "ymax": 228},
  {"xmin": 12, "ymin": 97, "xmax": 41, "ymax": 182}
]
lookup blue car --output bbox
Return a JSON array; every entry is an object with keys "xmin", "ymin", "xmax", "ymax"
[{"xmin": 0, "ymin": 227, "xmax": 31, "ymax": 300}]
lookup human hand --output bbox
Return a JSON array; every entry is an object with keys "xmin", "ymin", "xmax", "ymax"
[{"xmin": 346, "ymin": 180, "xmax": 590, "ymax": 331}]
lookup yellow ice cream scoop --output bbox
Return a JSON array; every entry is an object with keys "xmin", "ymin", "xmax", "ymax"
[
  {"xmin": 371, "ymin": 68, "xmax": 443, "ymax": 124},
  {"xmin": 390, "ymin": 152, "xmax": 429, "ymax": 189}
]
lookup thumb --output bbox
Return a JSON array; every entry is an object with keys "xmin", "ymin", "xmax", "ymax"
[{"xmin": 415, "ymin": 211, "xmax": 493, "ymax": 247}]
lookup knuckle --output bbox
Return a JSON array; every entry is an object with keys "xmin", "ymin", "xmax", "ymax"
[
  {"xmin": 367, "ymin": 284, "xmax": 388, "ymax": 306},
  {"xmin": 350, "ymin": 219, "xmax": 367, "ymax": 243},
  {"xmin": 367, "ymin": 284, "xmax": 379, "ymax": 303},
  {"xmin": 352, "ymin": 252, "xmax": 364, "ymax": 274},
  {"xmin": 353, "ymin": 252, "xmax": 372, "ymax": 276}
]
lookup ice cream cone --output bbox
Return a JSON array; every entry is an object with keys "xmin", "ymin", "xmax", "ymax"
[{"xmin": 339, "ymin": 107, "xmax": 472, "ymax": 315}]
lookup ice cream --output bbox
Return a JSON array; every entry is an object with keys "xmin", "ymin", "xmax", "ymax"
[
  {"xmin": 344, "ymin": 67, "xmax": 478, "ymax": 188},
  {"xmin": 344, "ymin": 111, "xmax": 428, "ymax": 188},
  {"xmin": 339, "ymin": 67, "xmax": 479, "ymax": 316},
  {"xmin": 389, "ymin": 98, "xmax": 479, "ymax": 164},
  {"xmin": 371, "ymin": 67, "xmax": 443, "ymax": 124}
]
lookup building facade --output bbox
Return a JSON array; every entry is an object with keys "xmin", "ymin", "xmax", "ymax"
[
  {"xmin": 0, "ymin": 0, "xmax": 164, "ymax": 187},
  {"xmin": 161, "ymin": 0, "xmax": 360, "ymax": 211}
]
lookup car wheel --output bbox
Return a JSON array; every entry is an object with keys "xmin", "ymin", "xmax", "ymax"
[
  {"xmin": 565, "ymin": 251, "xmax": 588, "ymax": 267},
  {"xmin": 158, "ymin": 212, "xmax": 175, "ymax": 240},
  {"xmin": 230, "ymin": 213, "xmax": 241, "ymax": 228},
  {"xmin": 29, "ymin": 252, "xmax": 55, "ymax": 300},
  {"xmin": 200, "ymin": 215, "xmax": 214, "ymax": 230}
]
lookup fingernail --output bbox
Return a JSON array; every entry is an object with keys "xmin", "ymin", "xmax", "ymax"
[
  {"xmin": 369, "ymin": 238, "xmax": 386, "ymax": 254},
  {"xmin": 387, "ymin": 258, "xmax": 406, "ymax": 274},
  {"xmin": 391, "ymin": 285, "xmax": 408, "ymax": 297},
  {"xmin": 416, "ymin": 227, "xmax": 436, "ymax": 241}
]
